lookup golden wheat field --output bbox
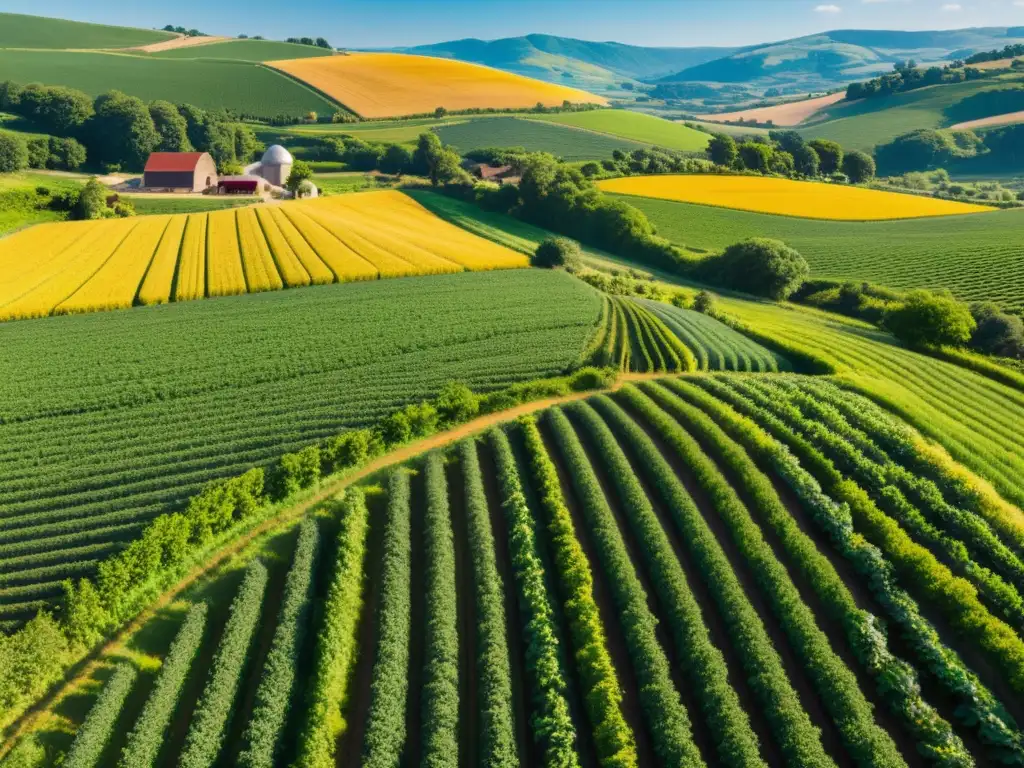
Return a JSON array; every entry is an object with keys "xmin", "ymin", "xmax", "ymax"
[
  {"xmin": 0, "ymin": 190, "xmax": 528, "ymax": 322},
  {"xmin": 597, "ymin": 174, "xmax": 997, "ymax": 220},
  {"xmin": 268, "ymin": 52, "xmax": 607, "ymax": 118}
]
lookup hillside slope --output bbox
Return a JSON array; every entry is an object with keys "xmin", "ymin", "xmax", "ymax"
[{"xmin": 0, "ymin": 12, "xmax": 174, "ymax": 49}]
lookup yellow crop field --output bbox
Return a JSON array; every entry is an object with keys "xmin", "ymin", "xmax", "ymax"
[
  {"xmin": 596, "ymin": 174, "xmax": 997, "ymax": 221},
  {"xmin": 268, "ymin": 52, "xmax": 607, "ymax": 118},
  {"xmin": 0, "ymin": 191, "xmax": 528, "ymax": 322}
]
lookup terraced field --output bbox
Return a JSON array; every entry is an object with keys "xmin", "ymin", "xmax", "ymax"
[
  {"xmin": 28, "ymin": 374, "xmax": 1024, "ymax": 768},
  {"xmin": 0, "ymin": 269, "xmax": 600, "ymax": 629},
  {"xmin": 0, "ymin": 191, "xmax": 527, "ymax": 321},
  {"xmin": 619, "ymin": 194, "xmax": 1024, "ymax": 311}
]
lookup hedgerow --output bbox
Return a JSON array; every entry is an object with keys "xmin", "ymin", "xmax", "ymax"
[
  {"xmin": 238, "ymin": 518, "xmax": 321, "ymax": 768},
  {"xmin": 517, "ymin": 416, "xmax": 638, "ymax": 768},
  {"xmin": 421, "ymin": 453, "xmax": 460, "ymax": 768},
  {"xmin": 118, "ymin": 603, "xmax": 208, "ymax": 768},
  {"xmin": 568, "ymin": 397, "xmax": 837, "ymax": 767},
  {"xmin": 458, "ymin": 439, "xmax": 518, "ymax": 768},
  {"xmin": 634, "ymin": 381, "xmax": 974, "ymax": 767},
  {"xmin": 546, "ymin": 407, "xmax": 747, "ymax": 768},
  {"xmin": 488, "ymin": 427, "xmax": 580, "ymax": 768},
  {"xmin": 362, "ymin": 470, "xmax": 413, "ymax": 768},
  {"xmin": 63, "ymin": 663, "xmax": 137, "ymax": 768},
  {"xmin": 673, "ymin": 377, "xmax": 1024, "ymax": 764},
  {"xmin": 178, "ymin": 559, "xmax": 268, "ymax": 768},
  {"xmin": 295, "ymin": 488, "xmax": 370, "ymax": 768}
]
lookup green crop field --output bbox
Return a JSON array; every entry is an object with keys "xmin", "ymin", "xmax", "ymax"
[
  {"xmin": 0, "ymin": 270, "xmax": 600, "ymax": 628},
  {"xmin": 123, "ymin": 196, "xmax": 257, "ymax": 215},
  {"xmin": 435, "ymin": 116, "xmax": 647, "ymax": 160},
  {"xmin": 149, "ymin": 39, "xmax": 336, "ymax": 61},
  {"xmin": 796, "ymin": 73, "xmax": 1024, "ymax": 151},
  {"xmin": 0, "ymin": 12, "xmax": 173, "ymax": 49},
  {"xmin": 530, "ymin": 109, "xmax": 711, "ymax": 151},
  {"xmin": 616, "ymin": 193, "xmax": 1024, "ymax": 312},
  {"xmin": 0, "ymin": 50, "xmax": 337, "ymax": 117}
]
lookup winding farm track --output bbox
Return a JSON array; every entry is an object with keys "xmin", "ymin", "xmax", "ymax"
[
  {"xmin": 128, "ymin": 34, "xmax": 231, "ymax": 53},
  {"xmin": 0, "ymin": 376, "xmax": 658, "ymax": 758}
]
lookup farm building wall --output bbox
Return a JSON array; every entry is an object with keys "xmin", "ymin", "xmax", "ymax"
[{"xmin": 143, "ymin": 154, "xmax": 218, "ymax": 191}]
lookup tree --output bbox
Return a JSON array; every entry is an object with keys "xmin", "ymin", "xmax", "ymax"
[
  {"xmin": 883, "ymin": 290, "xmax": 976, "ymax": 349},
  {"xmin": 808, "ymin": 139, "xmax": 843, "ymax": 175},
  {"xmin": 48, "ymin": 136, "xmax": 87, "ymax": 170},
  {"xmin": 792, "ymin": 144, "xmax": 820, "ymax": 176},
  {"xmin": 708, "ymin": 238, "xmax": 809, "ymax": 300},
  {"xmin": 285, "ymin": 160, "xmax": 314, "ymax": 193},
  {"xmin": 0, "ymin": 80, "xmax": 22, "ymax": 110},
  {"xmin": 0, "ymin": 133, "xmax": 27, "ymax": 173},
  {"xmin": 89, "ymin": 90, "xmax": 159, "ymax": 170},
  {"xmin": 17, "ymin": 84, "xmax": 93, "ymax": 135},
  {"xmin": 769, "ymin": 150, "xmax": 794, "ymax": 176},
  {"xmin": 875, "ymin": 129, "xmax": 954, "ymax": 174},
  {"xmin": 769, "ymin": 129, "xmax": 806, "ymax": 155},
  {"xmin": 707, "ymin": 133, "xmax": 737, "ymax": 166},
  {"xmin": 434, "ymin": 381, "xmax": 479, "ymax": 426},
  {"xmin": 434, "ymin": 106, "xmax": 448, "ymax": 119},
  {"xmin": 379, "ymin": 143, "xmax": 414, "ymax": 175},
  {"xmin": 149, "ymin": 100, "xmax": 191, "ymax": 152},
  {"xmin": 970, "ymin": 302, "xmax": 1024, "ymax": 358},
  {"xmin": 74, "ymin": 177, "xmax": 111, "ymax": 220},
  {"xmin": 692, "ymin": 290, "xmax": 717, "ymax": 314},
  {"xmin": 233, "ymin": 123, "xmax": 261, "ymax": 164},
  {"xmin": 841, "ymin": 150, "xmax": 876, "ymax": 183},
  {"xmin": 532, "ymin": 236, "xmax": 582, "ymax": 269},
  {"xmin": 414, "ymin": 132, "xmax": 465, "ymax": 186},
  {"xmin": 26, "ymin": 136, "xmax": 49, "ymax": 169},
  {"xmin": 316, "ymin": 37, "xmax": 331, "ymax": 49},
  {"xmin": 737, "ymin": 140, "xmax": 773, "ymax": 172}
]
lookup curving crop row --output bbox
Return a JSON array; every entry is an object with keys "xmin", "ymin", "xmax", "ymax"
[
  {"xmin": 546, "ymin": 407, "xmax": 749, "ymax": 768},
  {"xmin": 488, "ymin": 427, "xmax": 581, "ymax": 768},
  {"xmin": 117, "ymin": 603, "xmax": 208, "ymax": 768},
  {"xmin": 676, "ymin": 376, "xmax": 1024, "ymax": 763},
  {"xmin": 238, "ymin": 518, "xmax": 321, "ymax": 768},
  {"xmin": 458, "ymin": 439, "xmax": 519, "ymax": 768},
  {"xmin": 566, "ymin": 399, "xmax": 835, "ymax": 768},
  {"xmin": 518, "ymin": 416, "xmax": 638, "ymax": 768},
  {"xmin": 178, "ymin": 559, "xmax": 268, "ymax": 768},
  {"xmin": 421, "ymin": 453, "xmax": 461, "ymax": 768},
  {"xmin": 635, "ymin": 381, "xmax": 973, "ymax": 767},
  {"xmin": 362, "ymin": 470, "xmax": 413, "ymax": 768},
  {"xmin": 63, "ymin": 663, "xmax": 138, "ymax": 768},
  {"xmin": 296, "ymin": 489, "xmax": 370, "ymax": 768}
]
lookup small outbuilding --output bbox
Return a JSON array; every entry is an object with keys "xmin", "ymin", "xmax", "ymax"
[
  {"xmin": 218, "ymin": 177, "xmax": 262, "ymax": 195},
  {"xmin": 143, "ymin": 152, "xmax": 217, "ymax": 192},
  {"xmin": 260, "ymin": 144, "xmax": 294, "ymax": 187}
]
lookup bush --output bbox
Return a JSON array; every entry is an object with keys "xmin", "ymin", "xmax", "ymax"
[
  {"xmin": 808, "ymin": 139, "xmax": 843, "ymax": 174},
  {"xmin": 707, "ymin": 133, "xmax": 737, "ymax": 166},
  {"xmin": 970, "ymin": 302, "xmax": 1024, "ymax": 359},
  {"xmin": 63, "ymin": 664, "xmax": 138, "ymax": 768},
  {"xmin": 883, "ymin": 290, "xmax": 976, "ymax": 349},
  {"xmin": 706, "ymin": 238, "xmax": 809, "ymax": 300},
  {"xmin": 532, "ymin": 236, "xmax": 582, "ymax": 269},
  {"xmin": 692, "ymin": 290, "xmax": 717, "ymax": 314},
  {"xmin": 0, "ymin": 133, "xmax": 28, "ymax": 173},
  {"xmin": 434, "ymin": 381, "xmax": 479, "ymax": 426},
  {"xmin": 841, "ymin": 150, "xmax": 876, "ymax": 183},
  {"xmin": 568, "ymin": 366, "xmax": 615, "ymax": 391}
]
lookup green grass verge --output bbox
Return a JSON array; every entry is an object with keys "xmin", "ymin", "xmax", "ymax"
[
  {"xmin": 0, "ymin": 12, "xmax": 173, "ymax": 49},
  {"xmin": 435, "ymin": 116, "xmax": 647, "ymax": 160},
  {"xmin": 149, "ymin": 40, "xmax": 335, "ymax": 61},
  {"xmin": 529, "ymin": 110, "xmax": 710, "ymax": 152},
  {"xmin": 124, "ymin": 196, "xmax": 255, "ymax": 215}
]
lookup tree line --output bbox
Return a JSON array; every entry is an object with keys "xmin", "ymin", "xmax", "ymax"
[{"xmin": 845, "ymin": 59, "xmax": 987, "ymax": 101}]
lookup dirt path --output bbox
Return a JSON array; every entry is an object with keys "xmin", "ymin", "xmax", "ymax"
[
  {"xmin": 130, "ymin": 35, "xmax": 232, "ymax": 53},
  {"xmin": 950, "ymin": 110, "xmax": 1024, "ymax": 130},
  {"xmin": 693, "ymin": 91, "xmax": 847, "ymax": 127},
  {"xmin": 0, "ymin": 380, "xmax": 663, "ymax": 757}
]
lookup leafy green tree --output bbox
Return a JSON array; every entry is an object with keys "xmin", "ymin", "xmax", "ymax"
[
  {"xmin": 707, "ymin": 133, "xmax": 737, "ymax": 166},
  {"xmin": 0, "ymin": 80, "xmax": 22, "ymax": 110},
  {"xmin": 769, "ymin": 150, "xmax": 794, "ymax": 175},
  {"xmin": 875, "ymin": 129, "xmax": 955, "ymax": 174},
  {"xmin": 379, "ymin": 143, "xmax": 414, "ymax": 175},
  {"xmin": 17, "ymin": 84, "xmax": 93, "ymax": 135},
  {"xmin": 808, "ymin": 139, "xmax": 844, "ymax": 174},
  {"xmin": 737, "ymin": 141, "xmax": 773, "ymax": 172},
  {"xmin": 286, "ymin": 160, "xmax": 314, "ymax": 193},
  {"xmin": 89, "ymin": 90, "xmax": 159, "ymax": 170},
  {"xmin": 414, "ymin": 132, "xmax": 465, "ymax": 186},
  {"xmin": 149, "ymin": 100, "xmax": 191, "ymax": 152},
  {"xmin": 841, "ymin": 150, "xmax": 876, "ymax": 183},
  {"xmin": 532, "ymin": 236, "xmax": 582, "ymax": 269},
  {"xmin": 970, "ymin": 302, "xmax": 1024, "ymax": 358},
  {"xmin": 792, "ymin": 144, "xmax": 821, "ymax": 176},
  {"xmin": 692, "ymin": 290, "xmax": 717, "ymax": 314},
  {"xmin": 26, "ymin": 136, "xmax": 49, "ymax": 169},
  {"xmin": 708, "ymin": 238, "xmax": 809, "ymax": 300},
  {"xmin": 47, "ymin": 136, "xmax": 86, "ymax": 170},
  {"xmin": 884, "ymin": 290, "xmax": 976, "ymax": 349},
  {"xmin": 0, "ymin": 133, "xmax": 28, "ymax": 172},
  {"xmin": 769, "ymin": 129, "xmax": 806, "ymax": 155},
  {"xmin": 434, "ymin": 106, "xmax": 448, "ymax": 119},
  {"xmin": 234, "ymin": 123, "xmax": 261, "ymax": 163},
  {"xmin": 74, "ymin": 177, "xmax": 111, "ymax": 220}
]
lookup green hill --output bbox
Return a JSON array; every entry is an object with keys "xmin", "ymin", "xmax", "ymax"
[
  {"xmin": 0, "ymin": 50, "xmax": 337, "ymax": 118},
  {"xmin": 149, "ymin": 39, "xmax": 336, "ymax": 61},
  {"xmin": 0, "ymin": 12, "xmax": 174, "ymax": 49},
  {"xmin": 530, "ymin": 110, "xmax": 710, "ymax": 152},
  {"xmin": 435, "ymin": 116, "xmax": 647, "ymax": 160}
]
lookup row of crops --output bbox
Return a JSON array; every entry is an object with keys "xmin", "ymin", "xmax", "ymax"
[
  {"xmin": 583, "ymin": 295, "xmax": 786, "ymax": 373},
  {"xmin": 0, "ymin": 190, "xmax": 526, "ymax": 322},
  {"xmin": 0, "ymin": 270, "xmax": 601, "ymax": 629},
  {"xmin": 43, "ymin": 373, "xmax": 1024, "ymax": 768}
]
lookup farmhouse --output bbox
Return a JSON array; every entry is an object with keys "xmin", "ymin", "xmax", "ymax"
[
  {"xmin": 467, "ymin": 162, "xmax": 521, "ymax": 186},
  {"xmin": 143, "ymin": 152, "xmax": 217, "ymax": 192}
]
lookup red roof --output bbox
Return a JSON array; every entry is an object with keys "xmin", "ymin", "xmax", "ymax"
[{"xmin": 144, "ymin": 152, "xmax": 206, "ymax": 173}]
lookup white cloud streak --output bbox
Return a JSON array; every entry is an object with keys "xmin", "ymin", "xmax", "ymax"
[{"xmin": 815, "ymin": 3, "xmax": 842, "ymax": 11}]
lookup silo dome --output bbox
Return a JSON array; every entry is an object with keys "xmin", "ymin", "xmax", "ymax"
[{"xmin": 262, "ymin": 145, "xmax": 294, "ymax": 165}]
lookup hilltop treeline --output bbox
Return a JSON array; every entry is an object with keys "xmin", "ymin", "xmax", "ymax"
[
  {"xmin": 965, "ymin": 44, "xmax": 1024, "ymax": 65},
  {"xmin": 845, "ymin": 59, "xmax": 986, "ymax": 101},
  {"xmin": 0, "ymin": 79, "xmax": 261, "ymax": 172}
]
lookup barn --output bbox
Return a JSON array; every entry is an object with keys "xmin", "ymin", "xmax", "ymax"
[{"xmin": 143, "ymin": 152, "xmax": 218, "ymax": 192}]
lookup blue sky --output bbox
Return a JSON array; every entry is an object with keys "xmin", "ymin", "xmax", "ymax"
[{"xmin": 2, "ymin": 0, "xmax": 1023, "ymax": 47}]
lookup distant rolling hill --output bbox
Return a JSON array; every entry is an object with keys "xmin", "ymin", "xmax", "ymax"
[
  {"xmin": 397, "ymin": 34, "xmax": 737, "ymax": 89},
  {"xmin": 662, "ymin": 27, "xmax": 1024, "ymax": 89}
]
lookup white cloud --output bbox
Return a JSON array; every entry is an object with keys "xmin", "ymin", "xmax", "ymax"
[
  {"xmin": 1013, "ymin": 0, "xmax": 1024, "ymax": 7},
  {"xmin": 940, "ymin": 1, "xmax": 962, "ymax": 8},
  {"xmin": 815, "ymin": 3, "xmax": 842, "ymax": 11}
]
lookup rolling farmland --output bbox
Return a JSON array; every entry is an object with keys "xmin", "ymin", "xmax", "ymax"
[
  {"xmin": 619, "ymin": 194, "xmax": 1024, "ymax": 311},
  {"xmin": 30, "ymin": 374, "xmax": 1024, "ymax": 767},
  {"xmin": 0, "ymin": 269, "xmax": 600, "ymax": 629},
  {"xmin": 0, "ymin": 11, "xmax": 174, "ymax": 49},
  {"xmin": 0, "ymin": 191, "xmax": 528, "ymax": 322},
  {"xmin": 597, "ymin": 174, "xmax": 996, "ymax": 220},
  {"xmin": 147, "ymin": 39, "xmax": 336, "ymax": 61},
  {"xmin": 268, "ymin": 52, "xmax": 608, "ymax": 118},
  {"xmin": 530, "ymin": 109, "xmax": 711, "ymax": 151},
  {"xmin": 435, "ymin": 116, "xmax": 647, "ymax": 160}
]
